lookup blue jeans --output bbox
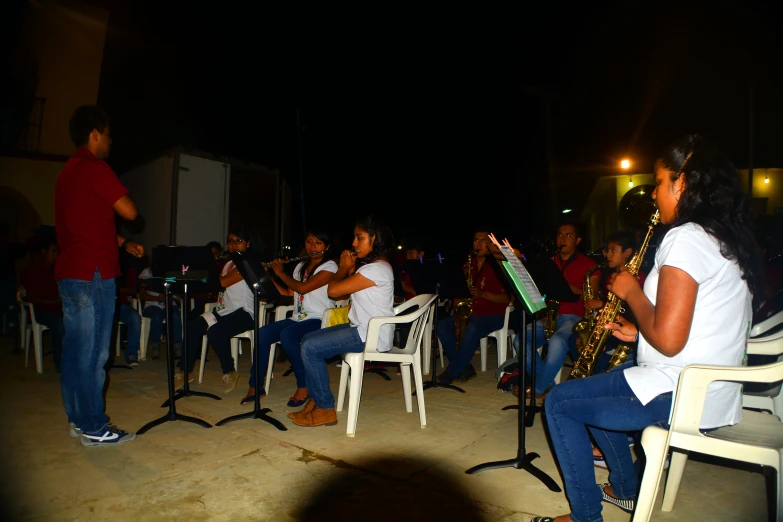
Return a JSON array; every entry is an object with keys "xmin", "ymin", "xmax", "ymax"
[
  {"xmin": 249, "ymin": 317, "xmax": 321, "ymax": 389},
  {"xmin": 544, "ymin": 364, "xmax": 672, "ymax": 522},
  {"xmin": 143, "ymin": 304, "xmax": 182, "ymax": 345},
  {"xmin": 117, "ymin": 304, "xmax": 141, "ymax": 360},
  {"xmin": 58, "ymin": 269, "xmax": 116, "ymax": 433},
  {"xmin": 437, "ymin": 313, "xmax": 505, "ymax": 376},
  {"xmin": 300, "ymin": 323, "xmax": 364, "ymax": 409},
  {"xmin": 516, "ymin": 313, "xmax": 580, "ymax": 395}
]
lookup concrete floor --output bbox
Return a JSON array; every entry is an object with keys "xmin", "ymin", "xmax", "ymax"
[{"xmin": 0, "ymin": 331, "xmax": 773, "ymax": 522}]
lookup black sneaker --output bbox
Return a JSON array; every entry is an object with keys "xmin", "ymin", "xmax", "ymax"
[
  {"xmin": 455, "ymin": 365, "xmax": 477, "ymax": 383},
  {"xmin": 437, "ymin": 370, "xmax": 455, "ymax": 385},
  {"xmin": 81, "ymin": 423, "xmax": 136, "ymax": 447},
  {"xmin": 125, "ymin": 355, "xmax": 139, "ymax": 367}
]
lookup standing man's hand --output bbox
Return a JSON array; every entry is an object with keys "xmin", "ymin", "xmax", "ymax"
[{"xmin": 124, "ymin": 240, "xmax": 144, "ymax": 258}]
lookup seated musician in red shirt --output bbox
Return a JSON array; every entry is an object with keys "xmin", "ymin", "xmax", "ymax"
[{"xmin": 21, "ymin": 237, "xmax": 65, "ymax": 372}]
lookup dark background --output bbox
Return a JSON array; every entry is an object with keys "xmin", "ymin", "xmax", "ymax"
[{"xmin": 94, "ymin": 1, "xmax": 783, "ymax": 257}]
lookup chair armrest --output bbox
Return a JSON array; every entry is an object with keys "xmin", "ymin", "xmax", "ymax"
[{"xmin": 747, "ymin": 331, "xmax": 783, "ymax": 353}]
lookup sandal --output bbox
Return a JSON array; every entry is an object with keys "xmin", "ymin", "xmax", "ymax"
[
  {"xmin": 530, "ymin": 518, "xmax": 556, "ymax": 522},
  {"xmin": 598, "ymin": 483, "xmax": 635, "ymax": 514},
  {"xmin": 240, "ymin": 388, "xmax": 266, "ymax": 405}
]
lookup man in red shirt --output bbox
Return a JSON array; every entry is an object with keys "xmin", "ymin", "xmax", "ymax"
[
  {"xmin": 521, "ymin": 220, "xmax": 600, "ymax": 398},
  {"xmin": 436, "ymin": 226, "xmax": 512, "ymax": 385},
  {"xmin": 55, "ymin": 106, "xmax": 143, "ymax": 447},
  {"xmin": 21, "ymin": 237, "xmax": 65, "ymax": 371}
]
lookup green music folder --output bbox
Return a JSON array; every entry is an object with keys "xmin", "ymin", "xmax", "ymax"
[{"xmin": 498, "ymin": 245, "xmax": 547, "ymax": 315}]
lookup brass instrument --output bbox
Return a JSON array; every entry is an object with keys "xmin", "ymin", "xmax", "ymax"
[
  {"xmin": 569, "ymin": 210, "xmax": 660, "ymax": 379},
  {"xmin": 572, "ymin": 262, "xmax": 607, "ymax": 353},
  {"xmin": 453, "ymin": 251, "xmax": 475, "ymax": 348},
  {"xmin": 542, "ymin": 299, "xmax": 560, "ymax": 340}
]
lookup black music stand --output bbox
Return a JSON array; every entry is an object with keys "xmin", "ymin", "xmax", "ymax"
[
  {"xmin": 215, "ymin": 251, "xmax": 287, "ymax": 430},
  {"xmin": 465, "ymin": 246, "xmax": 561, "ymax": 492},
  {"xmin": 501, "ymin": 257, "xmax": 580, "ymax": 424},
  {"xmin": 137, "ymin": 279, "xmax": 214, "ymax": 435},
  {"xmin": 416, "ymin": 258, "xmax": 471, "ymax": 395}
]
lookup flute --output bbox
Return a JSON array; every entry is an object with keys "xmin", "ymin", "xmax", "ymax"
[{"xmin": 261, "ymin": 251, "xmax": 326, "ymax": 268}]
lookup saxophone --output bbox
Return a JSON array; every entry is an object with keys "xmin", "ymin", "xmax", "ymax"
[
  {"xmin": 542, "ymin": 299, "xmax": 560, "ymax": 340},
  {"xmin": 571, "ymin": 262, "xmax": 607, "ymax": 353},
  {"xmin": 453, "ymin": 251, "xmax": 474, "ymax": 348},
  {"xmin": 569, "ymin": 210, "xmax": 660, "ymax": 379}
]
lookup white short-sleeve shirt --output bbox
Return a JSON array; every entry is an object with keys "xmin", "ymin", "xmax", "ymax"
[
  {"xmin": 623, "ymin": 223, "xmax": 752, "ymax": 429},
  {"xmin": 292, "ymin": 260, "xmax": 337, "ymax": 322},
  {"xmin": 217, "ymin": 261, "xmax": 255, "ymax": 318},
  {"xmin": 348, "ymin": 260, "xmax": 395, "ymax": 352},
  {"xmin": 138, "ymin": 267, "xmax": 163, "ymax": 310}
]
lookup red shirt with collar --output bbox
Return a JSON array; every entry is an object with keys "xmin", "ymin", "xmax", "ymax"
[
  {"xmin": 21, "ymin": 261, "xmax": 61, "ymax": 313},
  {"xmin": 467, "ymin": 256, "xmax": 508, "ymax": 317},
  {"xmin": 55, "ymin": 147, "xmax": 129, "ymax": 281},
  {"xmin": 554, "ymin": 252, "xmax": 598, "ymax": 317}
]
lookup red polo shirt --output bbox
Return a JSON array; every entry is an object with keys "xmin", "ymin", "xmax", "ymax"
[
  {"xmin": 55, "ymin": 147, "xmax": 129, "ymax": 281},
  {"xmin": 554, "ymin": 252, "xmax": 598, "ymax": 317},
  {"xmin": 468, "ymin": 257, "xmax": 509, "ymax": 317}
]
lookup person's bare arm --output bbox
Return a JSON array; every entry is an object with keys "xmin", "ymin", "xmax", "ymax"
[
  {"xmin": 112, "ymin": 195, "xmax": 138, "ymax": 221},
  {"xmin": 608, "ymin": 266, "xmax": 697, "ymax": 356}
]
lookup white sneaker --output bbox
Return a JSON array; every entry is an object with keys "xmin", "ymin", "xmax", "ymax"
[{"xmin": 69, "ymin": 422, "xmax": 82, "ymax": 438}]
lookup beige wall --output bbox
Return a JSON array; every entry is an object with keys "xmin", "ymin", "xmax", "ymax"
[
  {"xmin": 0, "ymin": 157, "xmax": 64, "ymax": 240},
  {"xmin": 20, "ymin": 1, "xmax": 109, "ymax": 156}
]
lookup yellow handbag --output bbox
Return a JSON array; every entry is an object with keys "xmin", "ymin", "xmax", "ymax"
[{"xmin": 327, "ymin": 305, "xmax": 350, "ymax": 327}]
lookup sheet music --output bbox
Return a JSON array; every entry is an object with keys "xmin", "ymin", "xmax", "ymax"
[{"xmin": 488, "ymin": 234, "xmax": 547, "ymax": 314}]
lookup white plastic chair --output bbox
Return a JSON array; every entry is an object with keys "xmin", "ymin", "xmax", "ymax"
[
  {"xmin": 479, "ymin": 304, "xmax": 515, "ymax": 371},
  {"xmin": 632, "ymin": 333, "xmax": 783, "ymax": 522},
  {"xmin": 115, "ymin": 297, "xmax": 151, "ymax": 361},
  {"xmin": 336, "ymin": 293, "xmax": 437, "ymax": 437},
  {"xmin": 18, "ymin": 289, "xmax": 49, "ymax": 374},
  {"xmin": 744, "ymin": 310, "xmax": 783, "ymax": 416},
  {"xmin": 198, "ymin": 301, "xmax": 274, "ymax": 383},
  {"xmin": 264, "ymin": 303, "xmax": 294, "ymax": 393},
  {"xmin": 420, "ymin": 297, "xmax": 441, "ymax": 375}
]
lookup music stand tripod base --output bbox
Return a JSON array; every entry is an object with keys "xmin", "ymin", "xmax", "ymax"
[
  {"xmin": 138, "ymin": 281, "xmax": 215, "ymax": 435},
  {"xmin": 214, "ymin": 280, "xmax": 287, "ymax": 431}
]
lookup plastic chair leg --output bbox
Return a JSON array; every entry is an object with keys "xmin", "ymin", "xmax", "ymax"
[
  {"xmin": 337, "ymin": 361, "xmax": 350, "ymax": 411},
  {"xmin": 346, "ymin": 356, "xmax": 365, "ymax": 437},
  {"xmin": 661, "ymin": 450, "xmax": 689, "ymax": 511},
  {"xmin": 264, "ymin": 343, "xmax": 276, "ymax": 393},
  {"xmin": 400, "ymin": 363, "xmax": 412, "ymax": 412},
  {"xmin": 115, "ymin": 324, "xmax": 122, "ymax": 357},
  {"xmin": 230, "ymin": 338, "xmax": 240, "ymax": 374},
  {"xmin": 34, "ymin": 328, "xmax": 44, "ymax": 374},
  {"xmin": 139, "ymin": 317, "xmax": 151, "ymax": 361},
  {"xmin": 479, "ymin": 337, "xmax": 488, "ymax": 371},
  {"xmin": 199, "ymin": 338, "xmax": 208, "ymax": 383},
  {"xmin": 497, "ymin": 333, "xmax": 507, "ymax": 367},
  {"xmin": 413, "ymin": 356, "xmax": 426, "ymax": 427},
  {"xmin": 25, "ymin": 329, "xmax": 31, "ymax": 367},
  {"xmin": 633, "ymin": 426, "xmax": 669, "ymax": 522}
]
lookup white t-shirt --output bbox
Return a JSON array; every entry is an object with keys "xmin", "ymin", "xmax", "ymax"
[
  {"xmin": 138, "ymin": 267, "xmax": 163, "ymax": 310},
  {"xmin": 623, "ymin": 223, "xmax": 752, "ymax": 429},
  {"xmin": 292, "ymin": 260, "xmax": 338, "ymax": 322},
  {"xmin": 348, "ymin": 260, "xmax": 395, "ymax": 352},
  {"xmin": 217, "ymin": 261, "xmax": 255, "ymax": 318}
]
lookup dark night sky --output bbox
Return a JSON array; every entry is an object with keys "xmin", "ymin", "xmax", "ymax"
[{"xmin": 96, "ymin": 1, "xmax": 783, "ymax": 255}]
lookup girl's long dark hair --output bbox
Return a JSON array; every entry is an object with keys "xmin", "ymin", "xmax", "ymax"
[
  {"xmin": 297, "ymin": 226, "xmax": 333, "ymax": 281},
  {"xmin": 355, "ymin": 214, "xmax": 395, "ymax": 266},
  {"xmin": 658, "ymin": 134, "xmax": 763, "ymax": 297}
]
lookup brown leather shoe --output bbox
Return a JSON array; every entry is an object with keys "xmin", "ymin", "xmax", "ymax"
[
  {"xmin": 287, "ymin": 399, "xmax": 315, "ymax": 419},
  {"xmin": 292, "ymin": 406, "xmax": 337, "ymax": 427}
]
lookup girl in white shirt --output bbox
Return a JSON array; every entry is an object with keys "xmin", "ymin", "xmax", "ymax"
[
  {"xmin": 240, "ymin": 227, "xmax": 338, "ymax": 407},
  {"xmin": 291, "ymin": 215, "xmax": 395, "ymax": 428},
  {"xmin": 175, "ymin": 224, "xmax": 256, "ymax": 394},
  {"xmin": 535, "ymin": 135, "xmax": 763, "ymax": 522}
]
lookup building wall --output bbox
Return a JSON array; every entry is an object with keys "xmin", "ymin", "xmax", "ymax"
[
  {"xmin": 0, "ymin": 156, "xmax": 65, "ymax": 239},
  {"xmin": 19, "ymin": 0, "xmax": 109, "ymax": 156}
]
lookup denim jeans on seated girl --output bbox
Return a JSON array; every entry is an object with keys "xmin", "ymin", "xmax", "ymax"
[
  {"xmin": 300, "ymin": 323, "xmax": 364, "ymax": 409},
  {"xmin": 544, "ymin": 363, "xmax": 672, "ymax": 522}
]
